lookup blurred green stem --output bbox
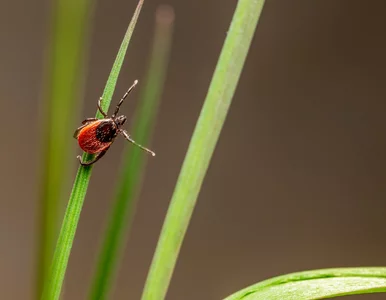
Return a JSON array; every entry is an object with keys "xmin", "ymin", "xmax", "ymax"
[
  {"xmin": 37, "ymin": 0, "xmax": 92, "ymax": 298},
  {"xmin": 140, "ymin": 0, "xmax": 266, "ymax": 299},
  {"xmin": 89, "ymin": 6, "xmax": 174, "ymax": 300},
  {"xmin": 40, "ymin": 1, "xmax": 144, "ymax": 299}
]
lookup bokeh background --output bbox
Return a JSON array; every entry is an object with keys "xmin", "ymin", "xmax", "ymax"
[{"xmin": 1, "ymin": 0, "xmax": 386, "ymax": 299}]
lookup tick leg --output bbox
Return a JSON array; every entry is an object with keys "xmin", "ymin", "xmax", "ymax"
[
  {"xmin": 74, "ymin": 123, "xmax": 87, "ymax": 139},
  {"xmin": 97, "ymin": 97, "xmax": 108, "ymax": 117},
  {"xmin": 74, "ymin": 119, "xmax": 97, "ymax": 138},
  {"xmin": 112, "ymin": 80, "xmax": 138, "ymax": 117},
  {"xmin": 120, "ymin": 130, "xmax": 155, "ymax": 156},
  {"xmin": 82, "ymin": 118, "xmax": 98, "ymax": 124},
  {"xmin": 77, "ymin": 149, "xmax": 109, "ymax": 166}
]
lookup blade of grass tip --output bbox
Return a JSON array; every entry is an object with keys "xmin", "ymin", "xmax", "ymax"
[
  {"xmin": 89, "ymin": 5, "xmax": 174, "ymax": 300},
  {"xmin": 40, "ymin": 1, "xmax": 144, "ymax": 300},
  {"xmin": 36, "ymin": 0, "xmax": 92, "ymax": 298},
  {"xmin": 141, "ymin": 0, "xmax": 266, "ymax": 299},
  {"xmin": 223, "ymin": 267, "xmax": 386, "ymax": 300}
]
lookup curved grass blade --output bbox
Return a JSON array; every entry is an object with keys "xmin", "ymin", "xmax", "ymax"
[
  {"xmin": 223, "ymin": 267, "xmax": 386, "ymax": 300},
  {"xmin": 40, "ymin": 1, "xmax": 144, "ymax": 299},
  {"xmin": 89, "ymin": 5, "xmax": 174, "ymax": 300},
  {"xmin": 36, "ymin": 0, "xmax": 92, "ymax": 298},
  {"xmin": 140, "ymin": 0, "xmax": 266, "ymax": 299}
]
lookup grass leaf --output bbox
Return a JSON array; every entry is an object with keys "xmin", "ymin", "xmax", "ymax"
[
  {"xmin": 40, "ymin": 1, "xmax": 144, "ymax": 299},
  {"xmin": 36, "ymin": 0, "xmax": 92, "ymax": 297},
  {"xmin": 223, "ymin": 268, "xmax": 386, "ymax": 300},
  {"xmin": 140, "ymin": 0, "xmax": 266, "ymax": 299},
  {"xmin": 89, "ymin": 5, "xmax": 174, "ymax": 300}
]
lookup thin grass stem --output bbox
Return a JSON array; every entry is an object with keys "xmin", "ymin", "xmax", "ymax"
[
  {"xmin": 88, "ymin": 5, "xmax": 174, "ymax": 300},
  {"xmin": 141, "ymin": 0, "xmax": 266, "ymax": 299},
  {"xmin": 40, "ymin": 1, "xmax": 144, "ymax": 299},
  {"xmin": 36, "ymin": 0, "xmax": 92, "ymax": 297}
]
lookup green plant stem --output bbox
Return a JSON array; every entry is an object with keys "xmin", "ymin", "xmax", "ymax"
[
  {"xmin": 37, "ymin": 0, "xmax": 92, "ymax": 298},
  {"xmin": 140, "ymin": 1, "xmax": 266, "ymax": 299},
  {"xmin": 223, "ymin": 267, "xmax": 386, "ymax": 300},
  {"xmin": 89, "ymin": 5, "xmax": 174, "ymax": 300},
  {"xmin": 40, "ymin": 1, "xmax": 144, "ymax": 299}
]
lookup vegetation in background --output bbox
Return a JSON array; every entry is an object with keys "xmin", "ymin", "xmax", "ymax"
[
  {"xmin": 40, "ymin": 1, "xmax": 144, "ymax": 299},
  {"xmin": 37, "ymin": 0, "xmax": 386, "ymax": 299},
  {"xmin": 89, "ymin": 5, "xmax": 174, "ymax": 300},
  {"xmin": 37, "ymin": 0, "xmax": 93, "ymax": 298},
  {"xmin": 141, "ymin": 0, "xmax": 266, "ymax": 299},
  {"xmin": 224, "ymin": 268, "xmax": 386, "ymax": 300}
]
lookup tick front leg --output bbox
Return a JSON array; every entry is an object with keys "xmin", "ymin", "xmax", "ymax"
[
  {"xmin": 74, "ymin": 119, "xmax": 97, "ymax": 138},
  {"xmin": 77, "ymin": 149, "xmax": 109, "ymax": 166},
  {"xmin": 120, "ymin": 130, "xmax": 156, "ymax": 156},
  {"xmin": 97, "ymin": 97, "xmax": 108, "ymax": 117},
  {"xmin": 82, "ymin": 118, "xmax": 98, "ymax": 124}
]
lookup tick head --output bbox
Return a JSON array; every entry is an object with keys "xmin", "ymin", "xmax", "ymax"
[{"xmin": 115, "ymin": 115, "xmax": 127, "ymax": 127}]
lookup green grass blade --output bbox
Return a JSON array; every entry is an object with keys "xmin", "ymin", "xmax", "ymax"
[
  {"xmin": 36, "ymin": 0, "xmax": 92, "ymax": 298},
  {"xmin": 89, "ymin": 5, "xmax": 174, "ymax": 300},
  {"xmin": 40, "ymin": 1, "xmax": 144, "ymax": 299},
  {"xmin": 94, "ymin": 1, "xmax": 143, "ymax": 119},
  {"xmin": 223, "ymin": 267, "xmax": 386, "ymax": 299},
  {"xmin": 140, "ymin": 0, "xmax": 266, "ymax": 299}
]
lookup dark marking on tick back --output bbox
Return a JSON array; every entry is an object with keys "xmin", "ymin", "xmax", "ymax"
[{"xmin": 96, "ymin": 121, "xmax": 117, "ymax": 143}]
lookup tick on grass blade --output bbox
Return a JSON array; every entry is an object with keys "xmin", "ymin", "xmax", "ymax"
[{"xmin": 74, "ymin": 80, "xmax": 155, "ymax": 166}]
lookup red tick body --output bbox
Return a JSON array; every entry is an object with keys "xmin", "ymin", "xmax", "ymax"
[
  {"xmin": 75, "ymin": 120, "xmax": 115, "ymax": 154},
  {"xmin": 74, "ymin": 80, "xmax": 155, "ymax": 166}
]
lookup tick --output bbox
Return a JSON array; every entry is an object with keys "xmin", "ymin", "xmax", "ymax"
[{"xmin": 74, "ymin": 80, "xmax": 155, "ymax": 166}]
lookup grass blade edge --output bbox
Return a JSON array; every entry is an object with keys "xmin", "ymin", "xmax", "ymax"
[
  {"xmin": 141, "ymin": 0, "xmax": 266, "ymax": 299},
  {"xmin": 40, "ymin": 1, "xmax": 144, "ymax": 299}
]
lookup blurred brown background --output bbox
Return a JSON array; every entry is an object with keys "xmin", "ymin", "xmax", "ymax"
[{"xmin": 1, "ymin": 0, "xmax": 386, "ymax": 299}]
